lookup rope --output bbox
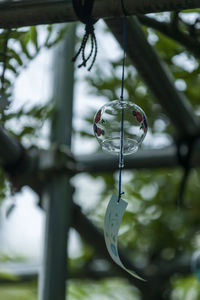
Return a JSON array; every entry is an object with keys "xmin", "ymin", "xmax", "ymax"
[
  {"xmin": 72, "ymin": 0, "xmax": 98, "ymax": 71},
  {"xmin": 118, "ymin": 10, "xmax": 127, "ymax": 203}
]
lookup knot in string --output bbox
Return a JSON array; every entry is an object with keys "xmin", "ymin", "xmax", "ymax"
[
  {"xmin": 72, "ymin": 0, "xmax": 98, "ymax": 71},
  {"xmin": 72, "ymin": 21, "xmax": 97, "ymax": 71},
  {"xmin": 85, "ymin": 23, "xmax": 94, "ymax": 34}
]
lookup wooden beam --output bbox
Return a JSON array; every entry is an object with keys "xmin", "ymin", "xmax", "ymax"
[{"xmin": 0, "ymin": 0, "xmax": 200, "ymax": 28}]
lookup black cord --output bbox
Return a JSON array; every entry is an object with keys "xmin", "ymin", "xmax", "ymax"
[
  {"xmin": 72, "ymin": 0, "xmax": 98, "ymax": 71},
  {"xmin": 121, "ymin": 0, "xmax": 128, "ymax": 16}
]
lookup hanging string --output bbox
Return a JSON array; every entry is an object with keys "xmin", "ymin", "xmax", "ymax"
[
  {"xmin": 118, "ymin": 10, "xmax": 127, "ymax": 203},
  {"xmin": 120, "ymin": 16, "xmax": 127, "ymax": 100},
  {"xmin": 72, "ymin": 0, "xmax": 98, "ymax": 71}
]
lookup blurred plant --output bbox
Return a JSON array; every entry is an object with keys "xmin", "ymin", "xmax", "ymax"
[
  {"xmin": 70, "ymin": 12, "xmax": 200, "ymax": 300},
  {"xmin": 0, "ymin": 25, "xmax": 67, "ymax": 115},
  {"xmin": 0, "ymin": 9, "xmax": 200, "ymax": 300},
  {"xmin": 0, "ymin": 283, "xmax": 37, "ymax": 300},
  {"xmin": 0, "ymin": 24, "xmax": 68, "ymax": 206}
]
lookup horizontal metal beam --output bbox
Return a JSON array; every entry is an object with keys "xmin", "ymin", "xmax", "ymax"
[
  {"xmin": 1, "ymin": 123, "xmax": 200, "ymax": 191},
  {"xmin": 106, "ymin": 17, "xmax": 200, "ymax": 138},
  {"xmin": 0, "ymin": 123, "xmax": 199, "ymax": 180},
  {"xmin": 76, "ymin": 146, "xmax": 178, "ymax": 173},
  {"xmin": 76, "ymin": 139, "xmax": 200, "ymax": 173},
  {"xmin": 0, "ymin": 0, "xmax": 200, "ymax": 28}
]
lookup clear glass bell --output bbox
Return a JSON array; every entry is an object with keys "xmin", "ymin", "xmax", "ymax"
[{"xmin": 93, "ymin": 100, "xmax": 148, "ymax": 155}]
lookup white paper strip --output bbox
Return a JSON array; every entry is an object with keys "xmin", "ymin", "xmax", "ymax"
[{"xmin": 104, "ymin": 193, "xmax": 144, "ymax": 280}]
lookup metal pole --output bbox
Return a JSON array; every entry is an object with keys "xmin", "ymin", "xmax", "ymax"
[
  {"xmin": 38, "ymin": 23, "xmax": 75, "ymax": 300},
  {"xmin": 76, "ymin": 145, "xmax": 178, "ymax": 172}
]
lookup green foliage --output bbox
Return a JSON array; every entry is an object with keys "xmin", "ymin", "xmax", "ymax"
[
  {"xmin": 171, "ymin": 275, "xmax": 200, "ymax": 299},
  {"xmin": 84, "ymin": 51, "xmax": 173, "ymax": 141},
  {"xmin": 6, "ymin": 102, "xmax": 54, "ymax": 142},
  {"xmin": 68, "ymin": 278, "xmax": 140, "ymax": 300},
  {"xmin": 0, "ymin": 24, "xmax": 68, "ymax": 112},
  {"xmin": 0, "ymin": 283, "xmax": 37, "ymax": 300},
  {"xmin": 1, "ymin": 9, "xmax": 200, "ymax": 300},
  {"xmin": 71, "ymin": 12, "xmax": 200, "ymax": 299}
]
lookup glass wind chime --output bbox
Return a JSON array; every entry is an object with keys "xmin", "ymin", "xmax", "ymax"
[
  {"xmin": 72, "ymin": 0, "xmax": 147, "ymax": 280},
  {"xmin": 93, "ymin": 17, "xmax": 147, "ymax": 279}
]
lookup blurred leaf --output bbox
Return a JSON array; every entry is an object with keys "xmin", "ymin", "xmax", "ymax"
[
  {"xmin": 8, "ymin": 49, "xmax": 23, "ymax": 66},
  {"xmin": 30, "ymin": 27, "xmax": 38, "ymax": 51},
  {"xmin": 19, "ymin": 34, "xmax": 32, "ymax": 59},
  {"xmin": 0, "ymin": 283, "xmax": 37, "ymax": 300}
]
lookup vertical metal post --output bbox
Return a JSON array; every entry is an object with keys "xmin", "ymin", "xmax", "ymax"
[{"xmin": 39, "ymin": 23, "xmax": 75, "ymax": 300}]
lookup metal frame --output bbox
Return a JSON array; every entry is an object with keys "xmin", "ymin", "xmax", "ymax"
[{"xmin": 0, "ymin": 1, "xmax": 200, "ymax": 300}]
